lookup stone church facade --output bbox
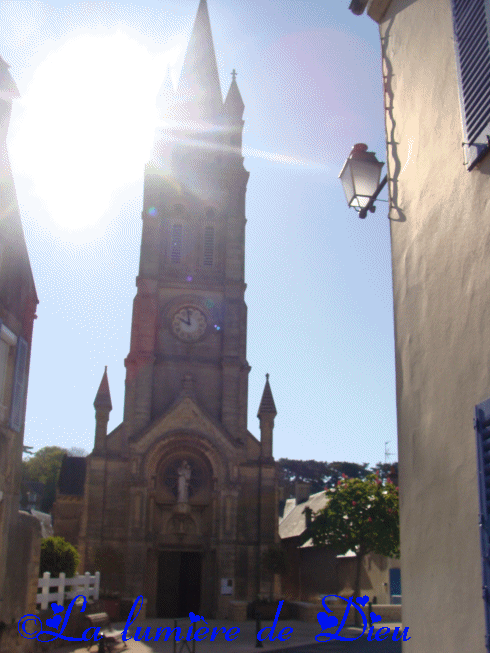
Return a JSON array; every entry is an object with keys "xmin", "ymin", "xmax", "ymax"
[{"xmin": 55, "ymin": 0, "xmax": 279, "ymax": 619}]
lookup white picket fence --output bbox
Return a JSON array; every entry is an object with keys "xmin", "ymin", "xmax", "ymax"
[{"xmin": 37, "ymin": 571, "xmax": 100, "ymax": 611}]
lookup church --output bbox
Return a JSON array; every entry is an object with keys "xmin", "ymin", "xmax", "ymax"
[{"xmin": 54, "ymin": 0, "xmax": 279, "ymax": 619}]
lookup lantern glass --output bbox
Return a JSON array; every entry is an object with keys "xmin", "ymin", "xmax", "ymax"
[
  {"xmin": 339, "ymin": 161, "xmax": 355, "ymax": 207},
  {"xmin": 339, "ymin": 144, "xmax": 384, "ymax": 211}
]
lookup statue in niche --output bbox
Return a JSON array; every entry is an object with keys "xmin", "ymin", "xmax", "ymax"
[{"xmin": 177, "ymin": 460, "xmax": 192, "ymax": 503}]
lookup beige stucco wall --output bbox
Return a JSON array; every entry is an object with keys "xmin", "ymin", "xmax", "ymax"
[
  {"xmin": 337, "ymin": 553, "xmax": 400, "ymax": 605},
  {"xmin": 378, "ymin": 0, "xmax": 490, "ymax": 651}
]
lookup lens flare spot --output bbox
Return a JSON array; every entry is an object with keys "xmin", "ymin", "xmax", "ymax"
[
  {"xmin": 147, "ymin": 206, "xmax": 157, "ymax": 216},
  {"xmin": 186, "ymin": 275, "xmax": 193, "ymax": 282},
  {"xmin": 205, "ymin": 299, "xmax": 214, "ymax": 309}
]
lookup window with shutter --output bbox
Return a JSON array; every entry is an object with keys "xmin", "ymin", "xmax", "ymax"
[
  {"xmin": 9, "ymin": 337, "xmax": 27, "ymax": 432},
  {"xmin": 0, "ymin": 339, "xmax": 8, "ymax": 408},
  {"xmin": 474, "ymin": 397, "xmax": 490, "ymax": 650},
  {"xmin": 170, "ymin": 224, "xmax": 183, "ymax": 263},
  {"xmin": 203, "ymin": 226, "xmax": 214, "ymax": 267},
  {"xmin": 0, "ymin": 323, "xmax": 16, "ymax": 422},
  {"xmin": 0, "ymin": 319, "xmax": 7, "ymax": 422},
  {"xmin": 452, "ymin": 0, "xmax": 490, "ymax": 169}
]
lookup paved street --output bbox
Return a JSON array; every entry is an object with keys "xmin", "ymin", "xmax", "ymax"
[
  {"xmin": 267, "ymin": 638, "xmax": 402, "ymax": 653},
  {"xmin": 48, "ymin": 618, "xmax": 404, "ymax": 653}
]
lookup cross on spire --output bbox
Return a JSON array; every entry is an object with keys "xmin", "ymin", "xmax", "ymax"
[{"xmin": 231, "ymin": 69, "xmax": 237, "ymax": 81}]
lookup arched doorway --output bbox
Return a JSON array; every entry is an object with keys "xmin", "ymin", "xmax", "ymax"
[
  {"xmin": 149, "ymin": 446, "xmax": 215, "ymax": 617},
  {"xmin": 156, "ymin": 550, "xmax": 202, "ymax": 617}
]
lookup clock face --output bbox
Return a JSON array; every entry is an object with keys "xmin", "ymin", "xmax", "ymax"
[{"xmin": 171, "ymin": 306, "xmax": 207, "ymax": 342}]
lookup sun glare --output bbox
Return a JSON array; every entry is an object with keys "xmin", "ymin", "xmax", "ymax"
[{"xmin": 9, "ymin": 31, "xmax": 182, "ymax": 230}]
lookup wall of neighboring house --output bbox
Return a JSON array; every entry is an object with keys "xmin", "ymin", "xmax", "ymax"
[
  {"xmin": 281, "ymin": 537, "xmax": 339, "ymax": 601},
  {"xmin": 336, "ymin": 553, "xmax": 400, "ymax": 605},
  {"xmin": 0, "ymin": 269, "xmax": 39, "ymax": 652},
  {"xmin": 0, "ymin": 66, "xmax": 39, "ymax": 652},
  {"xmin": 52, "ymin": 495, "xmax": 85, "ymax": 545},
  {"xmin": 371, "ymin": 0, "xmax": 490, "ymax": 650},
  {"xmin": 281, "ymin": 537, "xmax": 399, "ymax": 605},
  {"xmin": 0, "ymin": 513, "xmax": 41, "ymax": 653}
]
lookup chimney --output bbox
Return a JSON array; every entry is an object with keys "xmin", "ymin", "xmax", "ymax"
[{"xmin": 294, "ymin": 481, "xmax": 311, "ymax": 504}]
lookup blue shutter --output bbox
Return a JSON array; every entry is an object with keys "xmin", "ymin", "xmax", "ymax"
[
  {"xmin": 474, "ymin": 397, "xmax": 490, "ymax": 651},
  {"xmin": 452, "ymin": 0, "xmax": 490, "ymax": 169},
  {"xmin": 9, "ymin": 337, "xmax": 28, "ymax": 432},
  {"xmin": 389, "ymin": 568, "xmax": 401, "ymax": 605}
]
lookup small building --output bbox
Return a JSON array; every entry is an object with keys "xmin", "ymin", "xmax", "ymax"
[{"xmin": 279, "ymin": 490, "xmax": 400, "ymax": 604}]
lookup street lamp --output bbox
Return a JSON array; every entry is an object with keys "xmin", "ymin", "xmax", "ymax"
[{"xmin": 339, "ymin": 143, "xmax": 387, "ymax": 219}]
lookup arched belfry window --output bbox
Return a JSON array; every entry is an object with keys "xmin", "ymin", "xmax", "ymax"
[
  {"xmin": 170, "ymin": 224, "xmax": 183, "ymax": 263},
  {"xmin": 203, "ymin": 226, "xmax": 214, "ymax": 267}
]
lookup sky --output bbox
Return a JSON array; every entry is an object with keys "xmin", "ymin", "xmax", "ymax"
[{"xmin": 3, "ymin": 0, "xmax": 396, "ymax": 466}]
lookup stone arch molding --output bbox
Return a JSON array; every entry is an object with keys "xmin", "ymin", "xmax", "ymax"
[
  {"xmin": 132, "ymin": 395, "xmax": 238, "ymax": 480},
  {"xmin": 143, "ymin": 430, "xmax": 228, "ymax": 487}
]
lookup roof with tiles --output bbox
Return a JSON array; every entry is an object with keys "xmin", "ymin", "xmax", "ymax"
[{"xmin": 279, "ymin": 490, "xmax": 329, "ymax": 540}]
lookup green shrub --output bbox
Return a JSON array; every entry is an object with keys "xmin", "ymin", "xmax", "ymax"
[{"xmin": 40, "ymin": 536, "xmax": 80, "ymax": 578}]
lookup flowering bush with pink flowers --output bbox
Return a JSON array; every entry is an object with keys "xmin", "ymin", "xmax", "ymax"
[{"xmin": 303, "ymin": 474, "xmax": 399, "ymax": 557}]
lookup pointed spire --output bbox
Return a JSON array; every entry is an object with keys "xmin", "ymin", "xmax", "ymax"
[
  {"xmin": 0, "ymin": 56, "xmax": 19, "ymax": 101},
  {"xmin": 224, "ymin": 69, "xmax": 245, "ymax": 121},
  {"xmin": 177, "ymin": 0, "xmax": 223, "ymax": 121},
  {"xmin": 258, "ymin": 373, "xmax": 277, "ymax": 417},
  {"xmin": 94, "ymin": 366, "xmax": 112, "ymax": 411},
  {"xmin": 157, "ymin": 67, "xmax": 176, "ymax": 116}
]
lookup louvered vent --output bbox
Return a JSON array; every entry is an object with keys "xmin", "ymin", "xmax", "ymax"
[
  {"xmin": 170, "ymin": 224, "xmax": 183, "ymax": 263},
  {"xmin": 452, "ymin": 0, "xmax": 490, "ymax": 167},
  {"xmin": 203, "ymin": 226, "xmax": 214, "ymax": 266}
]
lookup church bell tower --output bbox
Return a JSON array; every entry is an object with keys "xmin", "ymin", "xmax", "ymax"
[
  {"xmin": 75, "ymin": 0, "xmax": 278, "ymax": 620},
  {"xmin": 123, "ymin": 0, "xmax": 250, "ymax": 444}
]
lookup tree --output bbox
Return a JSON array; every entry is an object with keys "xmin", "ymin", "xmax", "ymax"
[
  {"xmin": 371, "ymin": 461, "xmax": 399, "ymax": 486},
  {"xmin": 302, "ymin": 473, "xmax": 399, "ymax": 624},
  {"xmin": 22, "ymin": 446, "xmax": 68, "ymax": 513},
  {"xmin": 278, "ymin": 459, "xmax": 331, "ymax": 495},
  {"xmin": 324, "ymin": 462, "xmax": 371, "ymax": 488},
  {"xmin": 40, "ymin": 536, "xmax": 80, "ymax": 578},
  {"xmin": 22, "ymin": 446, "xmax": 88, "ymax": 512},
  {"xmin": 67, "ymin": 447, "xmax": 88, "ymax": 458},
  {"xmin": 277, "ymin": 458, "xmax": 371, "ymax": 496}
]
